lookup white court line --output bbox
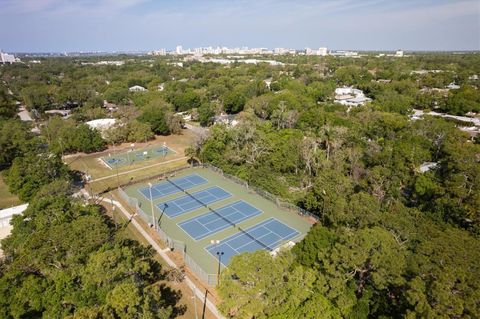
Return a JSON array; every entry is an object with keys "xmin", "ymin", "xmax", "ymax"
[
  {"xmin": 263, "ymin": 217, "xmax": 300, "ymax": 239},
  {"xmin": 234, "ymin": 226, "xmax": 272, "ymax": 251},
  {"xmin": 225, "ymin": 241, "xmax": 241, "ymax": 254}
]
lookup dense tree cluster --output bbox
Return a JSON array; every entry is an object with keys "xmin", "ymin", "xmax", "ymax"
[
  {"xmin": 1, "ymin": 53, "xmax": 479, "ymax": 318},
  {"xmin": 42, "ymin": 117, "xmax": 105, "ymax": 154},
  {"xmin": 0, "ymin": 182, "xmax": 182, "ymax": 318},
  {"xmin": 1, "ymin": 82, "xmax": 184, "ymax": 317},
  {"xmin": 193, "ymin": 76, "xmax": 480, "ymax": 316},
  {"xmin": 0, "ymin": 85, "xmax": 17, "ymax": 119}
]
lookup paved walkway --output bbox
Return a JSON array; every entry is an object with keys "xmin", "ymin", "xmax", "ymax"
[
  {"xmin": 412, "ymin": 109, "xmax": 480, "ymax": 126},
  {"xmin": 81, "ymin": 190, "xmax": 224, "ymax": 319}
]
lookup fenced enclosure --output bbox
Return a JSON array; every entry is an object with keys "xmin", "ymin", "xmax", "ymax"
[
  {"xmin": 118, "ymin": 163, "xmax": 315, "ymax": 286},
  {"xmin": 119, "ymin": 186, "xmax": 218, "ymax": 285},
  {"xmin": 201, "ymin": 163, "xmax": 318, "ymax": 222},
  {"xmin": 101, "ymin": 145, "xmax": 175, "ymax": 169}
]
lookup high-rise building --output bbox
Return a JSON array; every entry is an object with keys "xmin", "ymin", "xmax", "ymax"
[
  {"xmin": 175, "ymin": 45, "xmax": 183, "ymax": 55},
  {"xmin": 274, "ymin": 48, "xmax": 291, "ymax": 54},
  {"xmin": 306, "ymin": 47, "xmax": 328, "ymax": 56},
  {"xmin": 149, "ymin": 49, "xmax": 166, "ymax": 56},
  {"xmin": 318, "ymin": 47, "xmax": 328, "ymax": 56}
]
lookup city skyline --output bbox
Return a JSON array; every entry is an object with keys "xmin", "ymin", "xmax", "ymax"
[{"xmin": 0, "ymin": 0, "xmax": 479, "ymax": 52}]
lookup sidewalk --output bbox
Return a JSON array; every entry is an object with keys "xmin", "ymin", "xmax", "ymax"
[{"xmin": 82, "ymin": 189, "xmax": 225, "ymax": 319}]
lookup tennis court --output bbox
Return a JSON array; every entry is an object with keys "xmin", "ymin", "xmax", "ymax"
[
  {"xmin": 178, "ymin": 200, "xmax": 262, "ymax": 240},
  {"xmin": 122, "ymin": 167, "xmax": 313, "ymax": 284},
  {"xmin": 138, "ymin": 174, "xmax": 208, "ymax": 200},
  {"xmin": 205, "ymin": 218, "xmax": 300, "ymax": 266},
  {"xmin": 157, "ymin": 186, "xmax": 231, "ymax": 218},
  {"xmin": 101, "ymin": 145, "xmax": 175, "ymax": 169}
]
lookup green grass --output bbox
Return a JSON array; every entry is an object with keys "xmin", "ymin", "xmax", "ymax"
[
  {"xmin": 67, "ymin": 132, "xmax": 196, "ymax": 194},
  {"xmin": 0, "ymin": 174, "xmax": 21, "ymax": 209},
  {"xmin": 67, "ymin": 147, "xmax": 180, "ymax": 180},
  {"xmin": 86, "ymin": 159, "xmax": 190, "ymax": 194},
  {"xmin": 123, "ymin": 167, "xmax": 313, "ymax": 277}
]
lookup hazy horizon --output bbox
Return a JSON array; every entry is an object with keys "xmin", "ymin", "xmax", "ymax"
[{"xmin": 1, "ymin": 0, "xmax": 479, "ymax": 52}]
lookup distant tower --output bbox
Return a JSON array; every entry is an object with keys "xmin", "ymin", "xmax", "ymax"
[
  {"xmin": 176, "ymin": 45, "xmax": 183, "ymax": 55},
  {"xmin": 318, "ymin": 47, "xmax": 328, "ymax": 56}
]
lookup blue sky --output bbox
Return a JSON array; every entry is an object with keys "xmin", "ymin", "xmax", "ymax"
[{"xmin": 0, "ymin": 0, "xmax": 479, "ymax": 52}]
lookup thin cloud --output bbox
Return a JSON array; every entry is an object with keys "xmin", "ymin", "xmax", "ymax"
[{"xmin": 0, "ymin": 0, "xmax": 477, "ymax": 51}]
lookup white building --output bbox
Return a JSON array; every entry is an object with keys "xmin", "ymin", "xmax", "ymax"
[
  {"xmin": 274, "ymin": 48, "xmax": 289, "ymax": 54},
  {"xmin": 129, "ymin": 85, "xmax": 147, "ymax": 92},
  {"xmin": 335, "ymin": 87, "xmax": 364, "ymax": 96},
  {"xmin": 214, "ymin": 113, "xmax": 239, "ymax": 127},
  {"xmin": 305, "ymin": 47, "xmax": 328, "ymax": 56},
  {"xmin": 334, "ymin": 87, "xmax": 371, "ymax": 107},
  {"xmin": 446, "ymin": 83, "xmax": 460, "ymax": 90},
  {"xmin": 86, "ymin": 118, "xmax": 117, "ymax": 132},
  {"xmin": 81, "ymin": 61, "xmax": 124, "ymax": 66},
  {"xmin": 0, "ymin": 204, "xmax": 28, "ymax": 257},
  {"xmin": 337, "ymin": 95, "xmax": 371, "ymax": 106},
  {"xmin": 149, "ymin": 49, "xmax": 166, "ymax": 56},
  {"xmin": 318, "ymin": 47, "xmax": 328, "ymax": 56},
  {"xmin": 0, "ymin": 51, "xmax": 17, "ymax": 64},
  {"xmin": 332, "ymin": 51, "xmax": 359, "ymax": 57},
  {"xmin": 0, "ymin": 204, "xmax": 28, "ymax": 228},
  {"xmin": 418, "ymin": 162, "xmax": 438, "ymax": 173},
  {"xmin": 395, "ymin": 50, "xmax": 404, "ymax": 57},
  {"xmin": 176, "ymin": 45, "xmax": 183, "ymax": 55}
]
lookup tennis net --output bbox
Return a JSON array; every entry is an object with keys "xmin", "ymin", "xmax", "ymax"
[{"xmin": 165, "ymin": 177, "xmax": 274, "ymax": 250}]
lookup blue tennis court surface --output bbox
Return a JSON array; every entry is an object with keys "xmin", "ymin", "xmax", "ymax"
[
  {"xmin": 105, "ymin": 157, "xmax": 126, "ymax": 166},
  {"xmin": 205, "ymin": 218, "xmax": 299, "ymax": 266},
  {"xmin": 138, "ymin": 174, "xmax": 208, "ymax": 200},
  {"xmin": 157, "ymin": 186, "xmax": 231, "ymax": 218},
  {"xmin": 101, "ymin": 146, "xmax": 175, "ymax": 168},
  {"xmin": 179, "ymin": 200, "xmax": 262, "ymax": 240}
]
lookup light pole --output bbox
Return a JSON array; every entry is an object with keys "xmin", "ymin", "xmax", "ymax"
[
  {"xmin": 110, "ymin": 195, "xmax": 115, "ymax": 222},
  {"xmin": 216, "ymin": 251, "xmax": 224, "ymax": 285},
  {"xmin": 112, "ymin": 142, "xmax": 120, "ymax": 189},
  {"xmin": 115, "ymin": 162, "xmax": 120, "ymax": 189},
  {"xmin": 191, "ymin": 286, "xmax": 198, "ymax": 319},
  {"xmin": 210, "ymin": 239, "xmax": 221, "ymax": 285},
  {"xmin": 148, "ymin": 183, "xmax": 156, "ymax": 230},
  {"xmin": 129, "ymin": 143, "xmax": 135, "ymax": 164}
]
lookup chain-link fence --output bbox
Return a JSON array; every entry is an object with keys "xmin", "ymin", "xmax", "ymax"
[
  {"xmin": 117, "ymin": 162, "xmax": 316, "ymax": 287},
  {"xmin": 118, "ymin": 187, "xmax": 145, "ymax": 217},
  {"xmin": 185, "ymin": 253, "xmax": 219, "ymax": 285},
  {"xmin": 119, "ymin": 186, "xmax": 217, "ymax": 285},
  {"xmin": 202, "ymin": 163, "xmax": 318, "ymax": 222}
]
